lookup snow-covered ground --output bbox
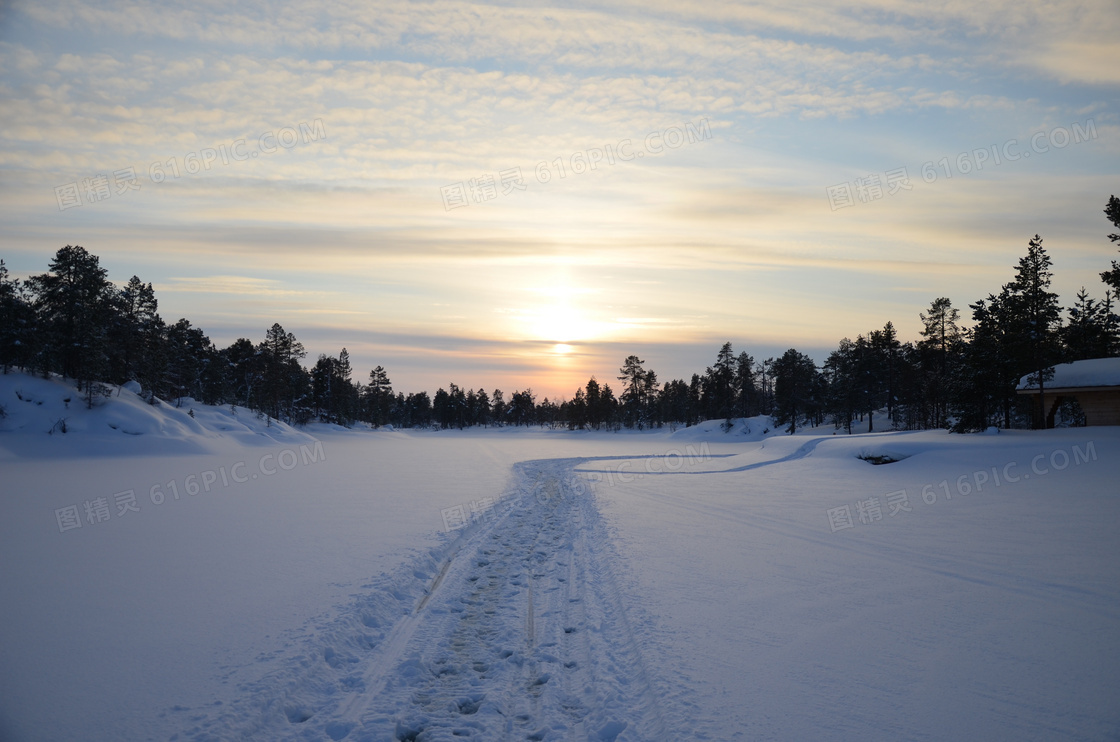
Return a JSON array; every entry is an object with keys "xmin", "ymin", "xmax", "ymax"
[{"xmin": 1, "ymin": 373, "xmax": 1118, "ymax": 741}]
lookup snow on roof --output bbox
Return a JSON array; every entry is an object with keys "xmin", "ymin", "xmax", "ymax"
[{"xmin": 1017, "ymin": 357, "xmax": 1120, "ymax": 390}]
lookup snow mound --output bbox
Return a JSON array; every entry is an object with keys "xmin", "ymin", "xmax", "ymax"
[
  {"xmin": 669, "ymin": 415, "xmax": 778, "ymax": 441},
  {"xmin": 0, "ymin": 371, "xmax": 318, "ymax": 459},
  {"xmin": 1018, "ymin": 357, "xmax": 1120, "ymax": 390}
]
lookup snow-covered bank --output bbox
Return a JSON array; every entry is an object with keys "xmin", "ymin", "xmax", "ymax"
[
  {"xmin": 0, "ymin": 371, "xmax": 314, "ymax": 459},
  {"xmin": 0, "ymin": 416, "xmax": 1117, "ymax": 740}
]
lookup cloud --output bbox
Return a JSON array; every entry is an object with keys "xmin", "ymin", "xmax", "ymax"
[
  {"xmin": 2, "ymin": 0, "xmax": 1115, "ymax": 401},
  {"xmin": 155, "ymin": 275, "xmax": 311, "ymax": 297},
  {"xmin": 1032, "ymin": 41, "xmax": 1120, "ymax": 86}
]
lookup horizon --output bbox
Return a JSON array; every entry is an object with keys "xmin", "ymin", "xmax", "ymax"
[{"xmin": 2, "ymin": 0, "xmax": 1118, "ymax": 399}]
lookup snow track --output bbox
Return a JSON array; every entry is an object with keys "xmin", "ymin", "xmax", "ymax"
[{"xmin": 178, "ymin": 459, "xmax": 674, "ymax": 742}]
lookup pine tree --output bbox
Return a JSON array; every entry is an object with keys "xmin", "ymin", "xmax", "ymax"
[
  {"xmin": 584, "ymin": 377, "xmax": 602, "ymax": 430},
  {"xmin": 872, "ymin": 321, "xmax": 900, "ymax": 424},
  {"xmin": 474, "ymin": 388, "xmax": 491, "ymax": 426},
  {"xmin": 310, "ymin": 348, "xmax": 358, "ymax": 425},
  {"xmin": 1100, "ymin": 195, "xmax": 1120, "ymax": 297},
  {"xmin": 598, "ymin": 383, "xmax": 618, "ymax": 430},
  {"xmin": 363, "ymin": 366, "xmax": 393, "ymax": 426},
  {"xmin": 824, "ymin": 338, "xmax": 859, "ymax": 434},
  {"xmin": 956, "ymin": 295, "xmax": 1010, "ymax": 431},
  {"xmin": 509, "ymin": 389, "xmax": 535, "ymax": 426},
  {"xmin": 687, "ymin": 373, "xmax": 703, "ymax": 424},
  {"xmin": 850, "ymin": 334, "xmax": 882, "ymax": 432},
  {"xmin": 618, "ymin": 355, "xmax": 649, "ymax": 428},
  {"xmin": 0, "ymin": 260, "xmax": 35, "ymax": 373},
  {"xmin": 773, "ymin": 349, "xmax": 821, "ymax": 434},
  {"xmin": 26, "ymin": 246, "xmax": 115, "ymax": 404},
  {"xmin": 449, "ymin": 383, "xmax": 467, "ymax": 428},
  {"xmin": 734, "ymin": 350, "xmax": 757, "ymax": 418},
  {"xmin": 491, "ymin": 389, "xmax": 506, "ymax": 425},
  {"xmin": 568, "ymin": 387, "xmax": 588, "ymax": 430},
  {"xmin": 407, "ymin": 391, "xmax": 432, "ymax": 427},
  {"xmin": 918, "ymin": 297, "xmax": 961, "ymax": 428},
  {"xmin": 108, "ymin": 276, "xmax": 160, "ymax": 389},
  {"xmin": 756, "ymin": 359, "xmax": 775, "ymax": 415},
  {"xmin": 256, "ymin": 323, "xmax": 309, "ymax": 423},
  {"xmin": 165, "ymin": 319, "xmax": 212, "ymax": 407},
  {"xmin": 433, "ymin": 387, "xmax": 452, "ymax": 428},
  {"xmin": 702, "ymin": 342, "xmax": 736, "ymax": 422},
  {"xmin": 657, "ymin": 379, "xmax": 692, "ymax": 427},
  {"xmin": 223, "ymin": 338, "xmax": 261, "ymax": 409},
  {"xmin": 312, "ymin": 355, "xmax": 336, "ymax": 423},
  {"xmin": 1062, "ymin": 288, "xmax": 1120, "ymax": 360}
]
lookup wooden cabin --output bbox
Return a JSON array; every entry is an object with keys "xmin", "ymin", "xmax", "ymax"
[{"xmin": 1017, "ymin": 358, "xmax": 1120, "ymax": 427}]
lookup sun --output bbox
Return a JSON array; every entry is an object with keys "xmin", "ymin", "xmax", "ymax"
[
  {"xmin": 519, "ymin": 281, "xmax": 602, "ymax": 345},
  {"xmin": 529, "ymin": 298, "xmax": 601, "ymax": 345}
]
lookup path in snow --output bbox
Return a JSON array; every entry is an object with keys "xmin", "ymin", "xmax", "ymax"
[{"xmin": 180, "ymin": 458, "xmax": 675, "ymax": 742}]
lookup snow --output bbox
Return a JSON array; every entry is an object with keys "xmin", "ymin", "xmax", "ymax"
[
  {"xmin": 0, "ymin": 371, "xmax": 316, "ymax": 459},
  {"xmin": 1, "ymin": 377, "xmax": 1118, "ymax": 741},
  {"xmin": 1017, "ymin": 356, "xmax": 1120, "ymax": 390}
]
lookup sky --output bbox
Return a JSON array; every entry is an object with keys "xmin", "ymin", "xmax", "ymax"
[{"xmin": 1, "ymin": 0, "xmax": 1118, "ymax": 400}]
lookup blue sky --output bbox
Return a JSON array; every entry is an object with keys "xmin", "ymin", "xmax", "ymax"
[{"xmin": 1, "ymin": 0, "xmax": 1117, "ymax": 398}]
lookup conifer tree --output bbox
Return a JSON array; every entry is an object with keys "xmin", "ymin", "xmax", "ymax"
[
  {"xmin": 1062, "ymin": 288, "xmax": 1120, "ymax": 360},
  {"xmin": 0, "ymin": 260, "xmax": 34, "ymax": 373},
  {"xmin": 918, "ymin": 297, "xmax": 961, "ymax": 428},
  {"xmin": 1100, "ymin": 195, "xmax": 1120, "ymax": 296},
  {"xmin": 26, "ymin": 245, "xmax": 115, "ymax": 404}
]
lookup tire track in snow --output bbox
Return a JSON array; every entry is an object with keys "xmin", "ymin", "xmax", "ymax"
[
  {"xmin": 416, "ymin": 551, "xmax": 457, "ymax": 613},
  {"xmin": 346, "ymin": 459, "xmax": 670, "ymax": 741},
  {"xmin": 175, "ymin": 459, "xmax": 677, "ymax": 742},
  {"xmin": 575, "ymin": 436, "xmax": 830, "ymax": 478}
]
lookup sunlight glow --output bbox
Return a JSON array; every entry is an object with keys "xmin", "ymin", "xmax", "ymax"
[
  {"xmin": 531, "ymin": 303, "xmax": 597, "ymax": 343},
  {"xmin": 520, "ymin": 280, "xmax": 604, "ymax": 344}
]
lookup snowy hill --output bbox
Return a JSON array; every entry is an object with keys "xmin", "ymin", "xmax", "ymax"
[
  {"xmin": 668, "ymin": 415, "xmax": 778, "ymax": 441},
  {"xmin": 0, "ymin": 371, "xmax": 317, "ymax": 459}
]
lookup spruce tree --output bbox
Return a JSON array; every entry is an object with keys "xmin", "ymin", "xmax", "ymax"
[
  {"xmin": 1063, "ymin": 288, "xmax": 1120, "ymax": 360},
  {"xmin": 1005, "ymin": 235, "xmax": 1063, "ymax": 427}
]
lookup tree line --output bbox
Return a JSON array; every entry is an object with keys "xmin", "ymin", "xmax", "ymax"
[{"xmin": 2, "ymin": 196, "xmax": 1118, "ymax": 433}]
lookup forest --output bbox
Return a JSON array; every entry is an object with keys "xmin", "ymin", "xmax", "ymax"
[{"xmin": 2, "ymin": 196, "xmax": 1119, "ymax": 434}]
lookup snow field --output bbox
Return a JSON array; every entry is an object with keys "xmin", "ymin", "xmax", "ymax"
[
  {"xmin": 1, "ymin": 378, "xmax": 1118, "ymax": 741},
  {"xmin": 584, "ymin": 429, "xmax": 1120, "ymax": 740}
]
